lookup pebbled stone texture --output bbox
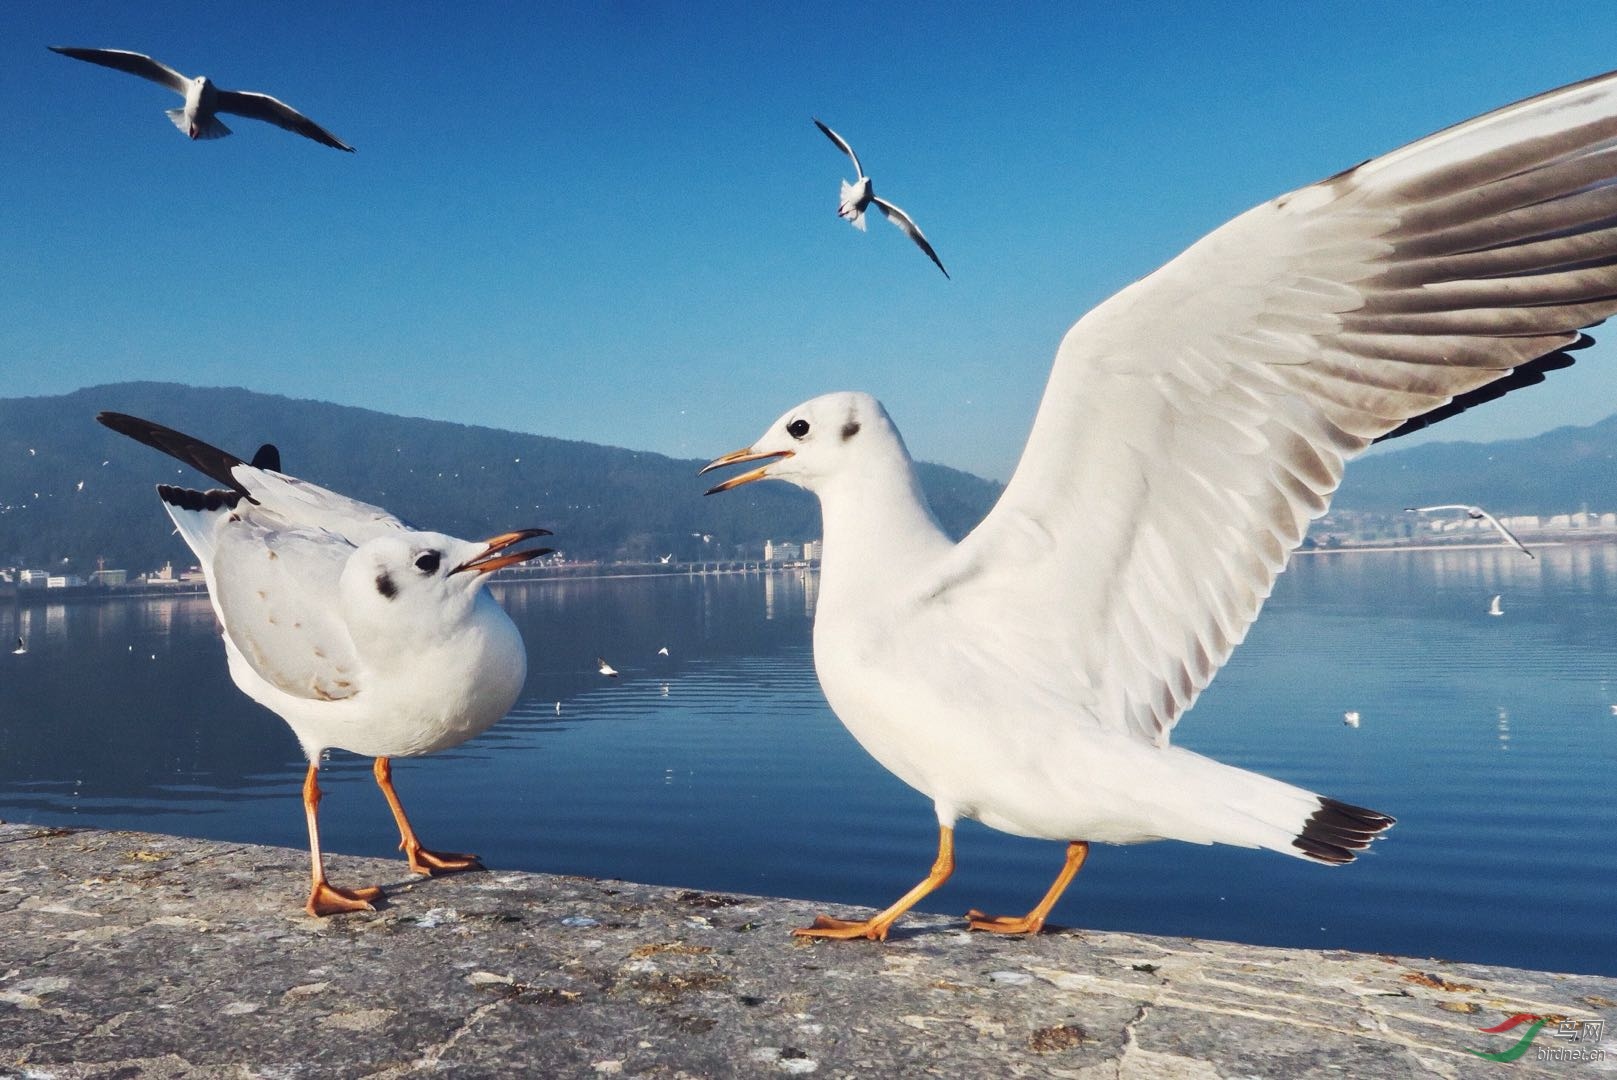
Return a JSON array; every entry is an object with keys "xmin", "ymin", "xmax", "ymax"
[{"xmin": 1, "ymin": 823, "xmax": 1612, "ymax": 1078}]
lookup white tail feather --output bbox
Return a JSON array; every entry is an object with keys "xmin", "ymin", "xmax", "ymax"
[
  {"xmin": 1155, "ymin": 747, "xmax": 1392, "ymax": 864},
  {"xmin": 839, "ymin": 180, "xmax": 868, "ymax": 231},
  {"xmin": 167, "ymin": 108, "xmax": 231, "ymax": 140}
]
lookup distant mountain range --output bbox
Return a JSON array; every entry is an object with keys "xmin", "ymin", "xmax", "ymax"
[
  {"xmin": 0, "ymin": 383, "xmax": 1003, "ymax": 574},
  {"xmin": 1336, "ymin": 414, "xmax": 1617, "ymax": 512},
  {"xmin": 3, "ymin": 383, "xmax": 1614, "ymax": 576}
]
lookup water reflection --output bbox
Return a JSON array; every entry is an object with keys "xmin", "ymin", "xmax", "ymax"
[{"xmin": 1, "ymin": 554, "xmax": 1614, "ymax": 978}]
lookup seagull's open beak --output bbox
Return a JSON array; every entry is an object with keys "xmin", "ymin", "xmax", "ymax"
[
  {"xmin": 699, "ymin": 448, "xmax": 793, "ymax": 495},
  {"xmin": 451, "ymin": 528, "xmax": 554, "ymax": 575}
]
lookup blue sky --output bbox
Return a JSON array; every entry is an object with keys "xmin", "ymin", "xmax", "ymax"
[{"xmin": 7, "ymin": 3, "xmax": 1617, "ymax": 480}]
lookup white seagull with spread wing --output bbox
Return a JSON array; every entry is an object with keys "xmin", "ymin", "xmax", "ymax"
[
  {"xmin": 705, "ymin": 70, "xmax": 1617, "ymax": 940},
  {"xmin": 51, "ymin": 46, "xmax": 353, "ymax": 151},
  {"xmin": 1407, "ymin": 504, "xmax": 1535, "ymax": 559},
  {"xmin": 814, "ymin": 118, "xmax": 948, "ymax": 278}
]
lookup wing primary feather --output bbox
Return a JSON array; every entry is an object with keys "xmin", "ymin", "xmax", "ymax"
[
  {"xmin": 1375, "ymin": 347, "xmax": 1581, "ymax": 442},
  {"xmin": 97, "ymin": 412, "xmax": 255, "ymax": 501}
]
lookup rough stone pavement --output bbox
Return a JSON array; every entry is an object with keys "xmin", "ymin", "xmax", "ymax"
[{"xmin": 1, "ymin": 823, "xmax": 1613, "ymax": 1078}]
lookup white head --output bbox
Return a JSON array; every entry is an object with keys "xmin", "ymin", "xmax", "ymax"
[
  {"xmin": 700, "ymin": 391, "xmax": 912, "ymax": 495},
  {"xmin": 338, "ymin": 528, "xmax": 550, "ymax": 643}
]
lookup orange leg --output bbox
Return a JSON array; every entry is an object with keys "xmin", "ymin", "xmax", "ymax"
[
  {"xmin": 302, "ymin": 763, "xmax": 383, "ymax": 917},
  {"xmin": 794, "ymin": 826, "xmax": 955, "ymax": 942},
  {"xmin": 373, "ymin": 757, "xmax": 483, "ymax": 876},
  {"xmin": 967, "ymin": 840, "xmax": 1089, "ymax": 935}
]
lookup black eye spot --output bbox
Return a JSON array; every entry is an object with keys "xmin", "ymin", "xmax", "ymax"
[
  {"xmin": 375, "ymin": 572, "xmax": 397, "ymax": 599},
  {"xmin": 787, "ymin": 419, "xmax": 810, "ymax": 439},
  {"xmin": 414, "ymin": 551, "xmax": 441, "ymax": 574},
  {"xmin": 841, "ymin": 420, "xmax": 860, "ymax": 440}
]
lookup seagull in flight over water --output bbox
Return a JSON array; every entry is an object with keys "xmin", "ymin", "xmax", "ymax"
[
  {"xmin": 98, "ymin": 412, "xmax": 550, "ymax": 916},
  {"xmin": 50, "ymin": 46, "xmax": 354, "ymax": 151},
  {"xmin": 1406, "ymin": 504, "xmax": 1535, "ymax": 559},
  {"xmin": 705, "ymin": 70, "xmax": 1617, "ymax": 940},
  {"xmin": 814, "ymin": 119, "xmax": 948, "ymax": 279}
]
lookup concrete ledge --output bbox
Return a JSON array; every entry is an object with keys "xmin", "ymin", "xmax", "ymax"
[{"xmin": 1, "ymin": 823, "xmax": 1612, "ymax": 1077}]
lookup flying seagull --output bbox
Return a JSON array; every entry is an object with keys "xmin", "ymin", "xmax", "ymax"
[
  {"xmin": 703, "ymin": 68, "xmax": 1617, "ymax": 940},
  {"xmin": 1489, "ymin": 594, "xmax": 1504, "ymax": 616},
  {"xmin": 814, "ymin": 118, "xmax": 948, "ymax": 279},
  {"xmin": 597, "ymin": 657, "xmax": 619, "ymax": 677},
  {"xmin": 49, "ymin": 46, "xmax": 354, "ymax": 151},
  {"xmin": 98, "ymin": 412, "xmax": 550, "ymax": 916},
  {"xmin": 1406, "ymin": 505, "xmax": 1535, "ymax": 559},
  {"xmin": 10, "ymin": 637, "xmax": 25, "ymax": 656}
]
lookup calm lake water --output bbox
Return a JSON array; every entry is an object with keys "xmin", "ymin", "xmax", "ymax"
[{"xmin": 2, "ymin": 547, "xmax": 1614, "ymax": 977}]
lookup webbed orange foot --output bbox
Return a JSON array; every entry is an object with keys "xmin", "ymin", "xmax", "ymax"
[
  {"xmin": 306, "ymin": 881, "xmax": 383, "ymax": 917},
  {"xmin": 402, "ymin": 844, "xmax": 483, "ymax": 877},
  {"xmin": 965, "ymin": 908, "xmax": 1048, "ymax": 935},
  {"xmin": 792, "ymin": 914, "xmax": 893, "ymax": 941},
  {"xmin": 964, "ymin": 840, "xmax": 1089, "ymax": 937}
]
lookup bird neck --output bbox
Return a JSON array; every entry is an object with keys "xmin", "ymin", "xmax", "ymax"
[{"xmin": 815, "ymin": 461, "xmax": 952, "ymax": 601}]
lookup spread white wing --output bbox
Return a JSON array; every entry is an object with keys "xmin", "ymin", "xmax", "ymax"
[
  {"xmin": 927, "ymin": 70, "xmax": 1617, "ymax": 748},
  {"xmin": 814, "ymin": 118, "xmax": 863, "ymax": 177},
  {"xmin": 215, "ymin": 89, "xmax": 354, "ymax": 151},
  {"xmin": 49, "ymin": 47, "xmax": 188, "ymax": 95}
]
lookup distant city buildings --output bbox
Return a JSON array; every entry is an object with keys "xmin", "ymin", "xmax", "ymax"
[
  {"xmin": 1306, "ymin": 506, "xmax": 1617, "ymax": 550},
  {"xmin": 763, "ymin": 539, "xmax": 820, "ymax": 564}
]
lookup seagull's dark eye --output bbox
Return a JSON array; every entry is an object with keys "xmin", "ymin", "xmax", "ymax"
[
  {"xmin": 787, "ymin": 419, "xmax": 811, "ymax": 439},
  {"xmin": 414, "ymin": 551, "xmax": 441, "ymax": 574}
]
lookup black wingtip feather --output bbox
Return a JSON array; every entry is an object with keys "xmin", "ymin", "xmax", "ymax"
[
  {"xmin": 1374, "ymin": 339, "xmax": 1588, "ymax": 443},
  {"xmin": 1293, "ymin": 796, "xmax": 1397, "ymax": 864},
  {"xmin": 157, "ymin": 484, "xmax": 243, "ymax": 513},
  {"xmin": 98, "ymin": 412, "xmax": 256, "ymax": 503}
]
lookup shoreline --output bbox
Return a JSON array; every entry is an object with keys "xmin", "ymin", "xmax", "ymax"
[
  {"xmin": 2, "ymin": 823, "xmax": 1611, "ymax": 1076},
  {"xmin": 8, "ymin": 534, "xmax": 1616, "ymax": 607}
]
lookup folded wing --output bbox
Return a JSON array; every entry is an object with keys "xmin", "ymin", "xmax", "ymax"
[{"xmin": 211, "ymin": 519, "xmax": 363, "ymax": 701}]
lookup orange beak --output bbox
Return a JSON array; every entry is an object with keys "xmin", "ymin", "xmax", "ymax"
[
  {"xmin": 699, "ymin": 448, "xmax": 793, "ymax": 495},
  {"xmin": 451, "ymin": 528, "xmax": 553, "ymax": 575}
]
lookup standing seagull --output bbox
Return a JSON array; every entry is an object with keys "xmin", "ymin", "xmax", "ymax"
[
  {"xmin": 98, "ymin": 412, "xmax": 550, "ymax": 915},
  {"xmin": 704, "ymin": 69, "xmax": 1617, "ymax": 940},
  {"xmin": 49, "ymin": 46, "xmax": 354, "ymax": 151},
  {"xmin": 1406, "ymin": 504, "xmax": 1534, "ymax": 559},
  {"xmin": 814, "ymin": 118, "xmax": 948, "ymax": 278}
]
